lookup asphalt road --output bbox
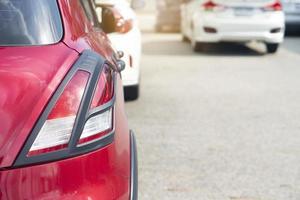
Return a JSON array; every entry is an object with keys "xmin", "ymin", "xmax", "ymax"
[{"xmin": 125, "ymin": 33, "xmax": 300, "ymax": 200}]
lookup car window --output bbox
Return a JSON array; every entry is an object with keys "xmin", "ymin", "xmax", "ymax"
[{"xmin": 0, "ymin": 0, "xmax": 63, "ymax": 46}]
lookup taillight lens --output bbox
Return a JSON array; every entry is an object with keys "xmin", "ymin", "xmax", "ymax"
[
  {"xmin": 14, "ymin": 51, "xmax": 116, "ymax": 167},
  {"xmin": 263, "ymin": 0, "xmax": 282, "ymax": 11},
  {"xmin": 29, "ymin": 71, "xmax": 89, "ymax": 156},
  {"xmin": 28, "ymin": 66, "xmax": 114, "ymax": 156},
  {"xmin": 202, "ymin": 1, "xmax": 225, "ymax": 11},
  {"xmin": 79, "ymin": 66, "xmax": 114, "ymax": 145},
  {"xmin": 78, "ymin": 108, "xmax": 113, "ymax": 145},
  {"xmin": 90, "ymin": 67, "xmax": 113, "ymax": 109}
]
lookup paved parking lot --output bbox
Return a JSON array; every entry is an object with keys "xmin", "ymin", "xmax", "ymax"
[{"xmin": 126, "ymin": 33, "xmax": 300, "ymax": 200}]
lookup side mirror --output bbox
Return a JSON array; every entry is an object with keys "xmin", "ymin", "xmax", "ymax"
[
  {"xmin": 101, "ymin": 7, "xmax": 117, "ymax": 34},
  {"xmin": 131, "ymin": 0, "xmax": 145, "ymax": 10}
]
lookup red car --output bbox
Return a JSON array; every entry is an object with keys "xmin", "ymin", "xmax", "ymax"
[{"xmin": 0, "ymin": 0, "xmax": 137, "ymax": 200}]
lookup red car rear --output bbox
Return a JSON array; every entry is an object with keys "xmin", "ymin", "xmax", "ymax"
[{"xmin": 0, "ymin": 0, "xmax": 137, "ymax": 199}]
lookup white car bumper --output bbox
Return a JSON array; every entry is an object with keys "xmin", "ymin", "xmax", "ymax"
[{"xmin": 193, "ymin": 12, "xmax": 285, "ymax": 44}]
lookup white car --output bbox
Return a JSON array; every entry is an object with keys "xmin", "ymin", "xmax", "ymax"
[
  {"xmin": 181, "ymin": 0, "xmax": 285, "ymax": 53},
  {"xmin": 96, "ymin": 0, "xmax": 143, "ymax": 100}
]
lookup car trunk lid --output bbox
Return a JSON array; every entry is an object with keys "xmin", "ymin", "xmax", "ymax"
[{"xmin": 209, "ymin": 0, "xmax": 280, "ymax": 18}]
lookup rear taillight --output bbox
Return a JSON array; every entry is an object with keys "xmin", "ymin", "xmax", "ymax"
[
  {"xmin": 28, "ymin": 71, "xmax": 90, "ymax": 156},
  {"xmin": 202, "ymin": 1, "xmax": 225, "ymax": 11},
  {"xmin": 78, "ymin": 108, "xmax": 113, "ymax": 145},
  {"xmin": 15, "ymin": 51, "xmax": 116, "ymax": 167},
  {"xmin": 78, "ymin": 67, "xmax": 114, "ymax": 145},
  {"xmin": 263, "ymin": 0, "xmax": 282, "ymax": 11}
]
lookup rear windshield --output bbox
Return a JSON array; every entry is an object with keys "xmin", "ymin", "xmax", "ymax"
[{"xmin": 0, "ymin": 0, "xmax": 63, "ymax": 46}]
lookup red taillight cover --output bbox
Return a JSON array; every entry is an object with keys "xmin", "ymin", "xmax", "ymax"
[
  {"xmin": 202, "ymin": 1, "xmax": 218, "ymax": 10},
  {"xmin": 264, "ymin": 1, "xmax": 282, "ymax": 11},
  {"xmin": 28, "ymin": 71, "xmax": 90, "ymax": 156},
  {"xmin": 14, "ymin": 51, "xmax": 116, "ymax": 167},
  {"xmin": 90, "ymin": 66, "xmax": 113, "ymax": 109}
]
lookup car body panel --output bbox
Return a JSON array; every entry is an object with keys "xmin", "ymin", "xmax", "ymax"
[
  {"xmin": 59, "ymin": 0, "xmax": 114, "ymax": 62},
  {"xmin": 0, "ymin": 0, "xmax": 132, "ymax": 199},
  {"xmin": 0, "ymin": 44, "xmax": 78, "ymax": 168},
  {"xmin": 0, "ymin": 74, "xmax": 131, "ymax": 200}
]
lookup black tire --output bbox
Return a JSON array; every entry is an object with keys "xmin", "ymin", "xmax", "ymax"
[
  {"xmin": 193, "ymin": 42, "xmax": 207, "ymax": 52},
  {"xmin": 266, "ymin": 43, "xmax": 279, "ymax": 54},
  {"xmin": 124, "ymin": 85, "xmax": 139, "ymax": 101}
]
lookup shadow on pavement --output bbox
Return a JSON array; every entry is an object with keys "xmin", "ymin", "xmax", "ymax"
[
  {"xmin": 282, "ymin": 37, "xmax": 300, "ymax": 55},
  {"xmin": 196, "ymin": 42, "xmax": 265, "ymax": 56},
  {"xmin": 143, "ymin": 40, "xmax": 264, "ymax": 57},
  {"xmin": 285, "ymin": 26, "xmax": 300, "ymax": 37}
]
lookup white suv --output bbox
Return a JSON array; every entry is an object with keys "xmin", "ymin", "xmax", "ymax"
[{"xmin": 181, "ymin": 0, "xmax": 285, "ymax": 53}]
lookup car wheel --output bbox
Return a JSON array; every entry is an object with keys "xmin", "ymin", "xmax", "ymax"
[
  {"xmin": 266, "ymin": 43, "xmax": 279, "ymax": 54},
  {"xmin": 193, "ymin": 42, "xmax": 200, "ymax": 52},
  {"xmin": 192, "ymin": 41, "xmax": 206, "ymax": 52},
  {"xmin": 124, "ymin": 85, "xmax": 139, "ymax": 101}
]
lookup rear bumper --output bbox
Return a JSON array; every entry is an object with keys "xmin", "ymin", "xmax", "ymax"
[
  {"xmin": 193, "ymin": 13, "xmax": 285, "ymax": 43},
  {"xmin": 0, "ymin": 134, "xmax": 134, "ymax": 199},
  {"xmin": 130, "ymin": 131, "xmax": 138, "ymax": 200}
]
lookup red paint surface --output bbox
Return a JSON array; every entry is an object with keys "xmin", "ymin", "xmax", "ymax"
[
  {"xmin": 0, "ymin": 0, "xmax": 131, "ymax": 199},
  {"xmin": 0, "ymin": 43, "xmax": 78, "ymax": 167}
]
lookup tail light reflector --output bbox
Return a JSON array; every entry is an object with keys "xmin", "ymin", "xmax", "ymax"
[
  {"xmin": 129, "ymin": 55, "xmax": 133, "ymax": 68},
  {"xmin": 78, "ymin": 108, "xmax": 113, "ymax": 145},
  {"xmin": 264, "ymin": 1, "xmax": 282, "ymax": 11},
  {"xmin": 90, "ymin": 67, "xmax": 113, "ymax": 109},
  {"xmin": 202, "ymin": 1, "xmax": 225, "ymax": 11}
]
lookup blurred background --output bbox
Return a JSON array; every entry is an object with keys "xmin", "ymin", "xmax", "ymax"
[{"xmin": 112, "ymin": 0, "xmax": 300, "ymax": 199}]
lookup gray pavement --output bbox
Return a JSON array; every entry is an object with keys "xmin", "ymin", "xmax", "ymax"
[{"xmin": 126, "ymin": 32, "xmax": 300, "ymax": 200}]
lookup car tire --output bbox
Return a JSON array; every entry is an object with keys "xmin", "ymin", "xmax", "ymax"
[
  {"xmin": 192, "ymin": 42, "xmax": 205, "ymax": 52},
  {"xmin": 266, "ymin": 43, "xmax": 279, "ymax": 54},
  {"xmin": 124, "ymin": 85, "xmax": 139, "ymax": 101}
]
